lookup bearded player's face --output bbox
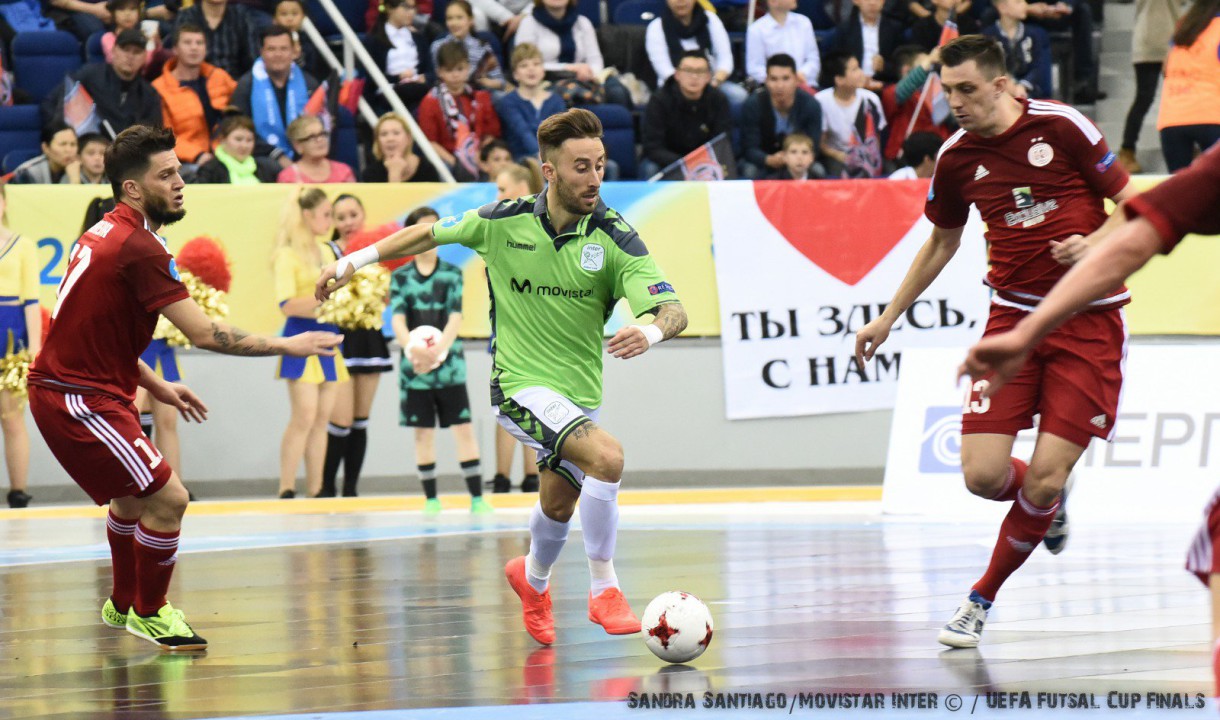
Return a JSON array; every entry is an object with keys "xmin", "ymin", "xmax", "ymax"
[
  {"xmin": 138, "ymin": 150, "xmax": 187, "ymax": 226},
  {"xmin": 547, "ymin": 138, "xmax": 605, "ymax": 216}
]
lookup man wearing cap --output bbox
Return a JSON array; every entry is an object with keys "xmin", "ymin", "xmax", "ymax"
[{"xmin": 43, "ymin": 28, "xmax": 164, "ymax": 137}]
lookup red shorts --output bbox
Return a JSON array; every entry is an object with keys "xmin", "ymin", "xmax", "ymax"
[
  {"xmin": 1186, "ymin": 487, "xmax": 1220, "ymax": 587},
  {"xmin": 30, "ymin": 386, "xmax": 172, "ymax": 505},
  {"xmin": 961, "ymin": 304, "xmax": 1127, "ymax": 448}
]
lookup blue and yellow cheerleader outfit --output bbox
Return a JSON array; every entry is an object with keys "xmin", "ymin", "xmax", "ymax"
[
  {"xmin": 140, "ymin": 338, "xmax": 182, "ymax": 382},
  {"xmin": 273, "ymin": 240, "xmax": 348, "ymax": 383},
  {"xmin": 0, "ymin": 234, "xmax": 39, "ymax": 355}
]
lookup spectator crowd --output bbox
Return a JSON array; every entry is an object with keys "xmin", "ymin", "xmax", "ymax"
[{"xmin": 0, "ymin": 0, "xmax": 1209, "ymax": 182}]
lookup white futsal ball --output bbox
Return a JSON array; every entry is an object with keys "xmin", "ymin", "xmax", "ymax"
[
  {"xmin": 406, "ymin": 325, "xmax": 448, "ymax": 364},
  {"xmin": 642, "ymin": 591, "xmax": 714, "ymax": 664}
]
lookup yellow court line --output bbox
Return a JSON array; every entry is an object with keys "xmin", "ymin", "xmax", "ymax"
[{"xmin": 0, "ymin": 486, "xmax": 881, "ymax": 520}]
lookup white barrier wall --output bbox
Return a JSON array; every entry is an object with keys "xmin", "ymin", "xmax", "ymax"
[
  {"xmin": 883, "ymin": 346, "xmax": 1220, "ymax": 526},
  {"xmin": 26, "ymin": 342, "xmax": 893, "ymax": 492}
]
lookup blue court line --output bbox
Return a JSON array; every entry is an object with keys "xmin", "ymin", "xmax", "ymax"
[{"xmin": 0, "ymin": 518, "xmax": 920, "ymax": 569}]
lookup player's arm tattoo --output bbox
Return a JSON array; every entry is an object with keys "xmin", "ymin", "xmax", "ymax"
[
  {"xmin": 209, "ymin": 322, "xmax": 274, "ymax": 356},
  {"xmin": 652, "ymin": 302, "xmax": 688, "ymax": 341}
]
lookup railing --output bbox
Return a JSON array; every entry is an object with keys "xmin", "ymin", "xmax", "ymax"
[{"xmin": 300, "ymin": 8, "xmax": 457, "ymax": 183}]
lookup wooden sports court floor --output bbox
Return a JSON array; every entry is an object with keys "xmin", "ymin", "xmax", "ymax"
[{"xmin": 0, "ymin": 488, "xmax": 1212, "ymax": 720}]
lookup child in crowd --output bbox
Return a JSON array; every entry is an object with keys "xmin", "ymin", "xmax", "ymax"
[
  {"xmin": 477, "ymin": 139, "xmax": 512, "ymax": 180},
  {"xmin": 194, "ymin": 115, "xmax": 280, "ymax": 184},
  {"xmin": 73, "ymin": 133, "xmax": 110, "ymax": 184},
  {"xmin": 494, "ymin": 43, "xmax": 566, "ymax": 161},
  {"xmin": 429, "ymin": 0, "xmax": 506, "ymax": 92},
  {"xmin": 815, "ymin": 52, "xmax": 887, "ymax": 178},
  {"xmin": 775, "ymin": 132, "xmax": 820, "ymax": 179},
  {"xmin": 389, "ymin": 206, "xmax": 492, "ymax": 515},
  {"xmin": 416, "ymin": 41, "xmax": 502, "ymax": 180}
]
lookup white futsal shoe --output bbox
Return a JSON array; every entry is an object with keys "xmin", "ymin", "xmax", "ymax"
[
  {"xmin": 1042, "ymin": 473, "xmax": 1074, "ymax": 556},
  {"xmin": 938, "ymin": 594, "xmax": 989, "ymax": 648}
]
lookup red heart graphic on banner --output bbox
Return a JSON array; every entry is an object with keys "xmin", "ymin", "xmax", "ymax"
[{"xmin": 753, "ymin": 180, "xmax": 929, "ymax": 286}]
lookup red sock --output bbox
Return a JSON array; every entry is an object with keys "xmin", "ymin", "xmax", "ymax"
[
  {"xmin": 972, "ymin": 489, "xmax": 1059, "ymax": 602},
  {"xmin": 133, "ymin": 523, "xmax": 180, "ymax": 617},
  {"xmin": 106, "ymin": 511, "xmax": 138, "ymax": 612},
  {"xmin": 990, "ymin": 458, "xmax": 1028, "ymax": 502}
]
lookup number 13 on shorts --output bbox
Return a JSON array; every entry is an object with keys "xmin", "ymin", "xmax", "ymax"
[{"xmin": 963, "ymin": 380, "xmax": 991, "ymax": 415}]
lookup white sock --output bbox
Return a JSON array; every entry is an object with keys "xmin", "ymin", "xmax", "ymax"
[
  {"xmin": 527, "ymin": 502, "xmax": 569, "ymax": 593},
  {"xmin": 579, "ymin": 476, "xmax": 621, "ymax": 596}
]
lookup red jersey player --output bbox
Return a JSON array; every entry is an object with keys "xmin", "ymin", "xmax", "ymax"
[
  {"xmin": 29, "ymin": 126, "xmax": 340, "ymax": 651},
  {"xmin": 854, "ymin": 35, "xmax": 1138, "ymax": 648},
  {"xmin": 960, "ymin": 143, "xmax": 1220, "ymax": 692}
]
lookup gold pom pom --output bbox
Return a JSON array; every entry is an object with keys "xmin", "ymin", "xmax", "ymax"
[
  {"xmin": 317, "ymin": 265, "xmax": 390, "ymax": 331},
  {"xmin": 153, "ymin": 270, "xmax": 230, "ymax": 348},
  {"xmin": 0, "ymin": 332, "xmax": 31, "ymax": 409}
]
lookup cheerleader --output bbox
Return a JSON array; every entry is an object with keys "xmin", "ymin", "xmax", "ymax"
[
  {"xmin": 274, "ymin": 187, "xmax": 346, "ymax": 498},
  {"xmin": 319, "ymin": 194, "xmax": 398, "ymax": 497},
  {"xmin": 0, "ymin": 187, "xmax": 40, "ymax": 508}
]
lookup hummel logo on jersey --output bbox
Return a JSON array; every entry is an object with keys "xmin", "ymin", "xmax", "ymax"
[
  {"xmin": 974, "ymin": 165, "xmax": 990, "ymax": 180},
  {"xmin": 1091, "ymin": 414, "xmax": 1107, "ymax": 429}
]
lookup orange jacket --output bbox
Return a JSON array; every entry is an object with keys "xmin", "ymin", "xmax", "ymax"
[
  {"xmin": 1158, "ymin": 17, "xmax": 1220, "ymax": 130},
  {"xmin": 152, "ymin": 59, "xmax": 237, "ymax": 162}
]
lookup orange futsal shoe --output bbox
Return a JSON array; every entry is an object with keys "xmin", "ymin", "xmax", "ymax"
[
  {"xmin": 505, "ymin": 556, "xmax": 556, "ymax": 646},
  {"xmin": 588, "ymin": 588, "xmax": 642, "ymax": 635}
]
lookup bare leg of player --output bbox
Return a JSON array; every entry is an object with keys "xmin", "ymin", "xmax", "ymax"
[
  {"xmin": 940, "ymin": 432, "xmax": 1082, "ymax": 648},
  {"xmin": 109, "ymin": 473, "xmax": 206, "ymax": 650},
  {"xmin": 151, "ymin": 399, "xmax": 180, "ymax": 474}
]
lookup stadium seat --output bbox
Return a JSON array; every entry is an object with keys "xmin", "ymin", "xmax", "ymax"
[
  {"xmin": 587, "ymin": 104, "xmax": 636, "ymax": 179},
  {"xmin": 12, "ymin": 31, "xmax": 82, "ymax": 103},
  {"xmin": 0, "ymin": 105, "xmax": 42, "ymax": 166},
  {"xmin": 2, "ymin": 148, "xmax": 40, "ymax": 174},
  {"xmin": 307, "ymin": 0, "xmax": 367, "ymax": 38},
  {"xmin": 331, "ymin": 106, "xmax": 360, "ymax": 175},
  {"xmin": 577, "ymin": 0, "xmax": 602, "ymax": 26},
  {"xmin": 612, "ymin": 0, "xmax": 665, "ymax": 25},
  {"xmin": 85, "ymin": 30, "xmax": 105, "ymax": 64}
]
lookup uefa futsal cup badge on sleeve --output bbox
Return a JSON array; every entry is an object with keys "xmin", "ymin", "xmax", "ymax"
[
  {"xmin": 1028, "ymin": 142, "xmax": 1054, "ymax": 167},
  {"xmin": 580, "ymin": 243, "xmax": 604, "ymax": 272}
]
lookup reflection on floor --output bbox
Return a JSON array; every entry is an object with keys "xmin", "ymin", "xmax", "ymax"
[{"xmin": 0, "ymin": 492, "xmax": 1211, "ymax": 720}]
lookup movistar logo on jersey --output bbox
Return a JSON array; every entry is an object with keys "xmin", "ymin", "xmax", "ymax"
[{"xmin": 510, "ymin": 277, "xmax": 593, "ymax": 299}]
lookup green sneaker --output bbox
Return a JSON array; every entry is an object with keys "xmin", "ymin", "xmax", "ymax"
[
  {"xmin": 471, "ymin": 497, "xmax": 494, "ymax": 514},
  {"xmin": 101, "ymin": 597, "xmax": 128, "ymax": 629},
  {"xmin": 126, "ymin": 602, "xmax": 208, "ymax": 651},
  {"xmin": 423, "ymin": 498, "xmax": 442, "ymax": 516}
]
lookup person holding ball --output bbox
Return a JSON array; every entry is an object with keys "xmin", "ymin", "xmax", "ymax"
[{"xmin": 388, "ymin": 206, "xmax": 491, "ymax": 515}]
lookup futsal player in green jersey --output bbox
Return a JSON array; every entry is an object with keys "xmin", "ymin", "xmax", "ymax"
[{"xmin": 318, "ymin": 108, "xmax": 688, "ymax": 646}]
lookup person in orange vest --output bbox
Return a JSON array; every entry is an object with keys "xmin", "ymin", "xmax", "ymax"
[{"xmin": 1156, "ymin": 0, "xmax": 1220, "ymax": 172}]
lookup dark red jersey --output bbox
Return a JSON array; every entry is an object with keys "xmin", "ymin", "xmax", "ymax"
[
  {"xmin": 926, "ymin": 99, "xmax": 1130, "ymax": 307},
  {"xmin": 30, "ymin": 202, "xmax": 189, "ymax": 401}
]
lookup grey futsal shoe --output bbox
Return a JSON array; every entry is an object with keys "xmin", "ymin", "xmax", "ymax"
[
  {"xmin": 938, "ymin": 595, "xmax": 989, "ymax": 648},
  {"xmin": 1043, "ymin": 474, "xmax": 1074, "ymax": 555}
]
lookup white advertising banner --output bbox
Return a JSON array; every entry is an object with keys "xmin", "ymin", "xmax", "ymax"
[
  {"xmin": 708, "ymin": 180, "xmax": 991, "ymax": 419},
  {"xmin": 883, "ymin": 345, "xmax": 1220, "ymax": 524}
]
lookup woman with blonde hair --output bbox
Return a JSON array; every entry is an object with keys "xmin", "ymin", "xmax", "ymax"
[
  {"xmin": 362, "ymin": 113, "xmax": 442, "ymax": 183},
  {"xmin": 277, "ymin": 115, "xmax": 357, "ymax": 184},
  {"xmin": 273, "ymin": 187, "xmax": 346, "ymax": 498},
  {"xmin": 0, "ymin": 187, "xmax": 40, "ymax": 507}
]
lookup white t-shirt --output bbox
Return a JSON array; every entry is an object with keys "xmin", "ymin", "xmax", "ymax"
[
  {"xmin": 385, "ymin": 24, "xmax": 420, "ymax": 76},
  {"xmin": 888, "ymin": 166, "xmax": 919, "ymax": 180},
  {"xmin": 815, "ymin": 88, "xmax": 886, "ymax": 153}
]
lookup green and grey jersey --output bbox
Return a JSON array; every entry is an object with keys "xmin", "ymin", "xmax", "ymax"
[
  {"xmin": 389, "ymin": 259, "xmax": 466, "ymax": 391},
  {"xmin": 431, "ymin": 192, "xmax": 679, "ymax": 409}
]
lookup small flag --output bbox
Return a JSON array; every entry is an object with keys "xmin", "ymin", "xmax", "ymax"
[
  {"xmin": 63, "ymin": 77, "xmax": 99, "ymax": 135},
  {"xmin": 938, "ymin": 9, "xmax": 959, "ymax": 47},
  {"xmin": 651, "ymin": 133, "xmax": 737, "ymax": 181}
]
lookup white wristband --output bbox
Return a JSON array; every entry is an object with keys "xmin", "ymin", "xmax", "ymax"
[
  {"xmin": 641, "ymin": 323, "xmax": 664, "ymax": 347},
  {"xmin": 336, "ymin": 245, "xmax": 380, "ymax": 278}
]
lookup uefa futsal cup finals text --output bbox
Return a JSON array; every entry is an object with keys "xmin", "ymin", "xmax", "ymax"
[{"xmin": 624, "ymin": 691, "xmax": 1207, "ymax": 712}]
